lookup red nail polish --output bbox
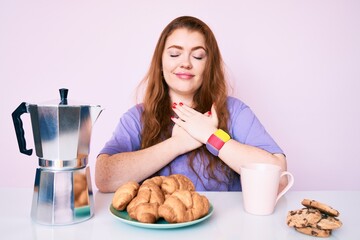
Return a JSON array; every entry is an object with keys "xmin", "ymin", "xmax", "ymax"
[
  {"xmin": 179, "ymin": 102, "xmax": 183, "ymax": 106},
  {"xmin": 172, "ymin": 105, "xmax": 176, "ymax": 109},
  {"xmin": 171, "ymin": 116, "xmax": 174, "ymax": 119},
  {"xmin": 208, "ymin": 111, "xmax": 212, "ymax": 115}
]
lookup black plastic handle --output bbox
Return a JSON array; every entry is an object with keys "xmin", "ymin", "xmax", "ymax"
[
  {"xmin": 12, "ymin": 102, "xmax": 33, "ymax": 156},
  {"xmin": 59, "ymin": 88, "xmax": 68, "ymax": 105}
]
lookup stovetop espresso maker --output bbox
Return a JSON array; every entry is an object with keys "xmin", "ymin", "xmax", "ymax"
[{"xmin": 12, "ymin": 88, "xmax": 103, "ymax": 225}]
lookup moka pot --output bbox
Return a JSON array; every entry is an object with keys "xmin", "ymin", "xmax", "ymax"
[{"xmin": 12, "ymin": 88, "xmax": 103, "ymax": 225}]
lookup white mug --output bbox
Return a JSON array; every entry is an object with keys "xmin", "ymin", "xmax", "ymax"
[{"xmin": 240, "ymin": 163, "xmax": 294, "ymax": 215}]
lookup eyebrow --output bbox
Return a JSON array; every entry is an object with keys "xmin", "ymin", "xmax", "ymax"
[{"xmin": 167, "ymin": 45, "xmax": 207, "ymax": 52}]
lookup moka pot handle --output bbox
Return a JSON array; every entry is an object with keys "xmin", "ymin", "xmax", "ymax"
[{"xmin": 12, "ymin": 102, "xmax": 33, "ymax": 156}]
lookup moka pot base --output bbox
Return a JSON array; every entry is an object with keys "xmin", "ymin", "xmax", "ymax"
[{"xmin": 31, "ymin": 164, "xmax": 94, "ymax": 225}]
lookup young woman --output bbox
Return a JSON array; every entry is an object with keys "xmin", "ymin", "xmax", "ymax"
[{"xmin": 95, "ymin": 16, "xmax": 287, "ymax": 192}]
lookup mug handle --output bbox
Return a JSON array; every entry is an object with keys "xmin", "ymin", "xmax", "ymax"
[{"xmin": 275, "ymin": 171, "xmax": 294, "ymax": 203}]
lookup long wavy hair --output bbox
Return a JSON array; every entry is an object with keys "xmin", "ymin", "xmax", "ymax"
[{"xmin": 137, "ymin": 16, "xmax": 234, "ymax": 189}]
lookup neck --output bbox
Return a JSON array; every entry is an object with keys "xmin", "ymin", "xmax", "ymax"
[{"xmin": 169, "ymin": 92, "xmax": 194, "ymax": 107}]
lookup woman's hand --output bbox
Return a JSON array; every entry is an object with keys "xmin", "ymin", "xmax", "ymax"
[
  {"xmin": 171, "ymin": 123, "xmax": 202, "ymax": 154},
  {"xmin": 171, "ymin": 103, "xmax": 218, "ymax": 144}
]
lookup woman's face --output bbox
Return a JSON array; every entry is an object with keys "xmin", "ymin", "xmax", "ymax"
[{"xmin": 162, "ymin": 28, "xmax": 207, "ymax": 102}]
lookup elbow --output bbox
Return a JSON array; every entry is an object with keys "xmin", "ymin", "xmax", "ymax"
[
  {"xmin": 95, "ymin": 176, "xmax": 112, "ymax": 193},
  {"xmin": 273, "ymin": 154, "xmax": 289, "ymax": 192},
  {"xmin": 96, "ymin": 183, "xmax": 113, "ymax": 193},
  {"xmin": 95, "ymin": 154, "xmax": 115, "ymax": 193},
  {"xmin": 273, "ymin": 153, "xmax": 287, "ymax": 171},
  {"xmin": 95, "ymin": 181, "xmax": 108, "ymax": 193}
]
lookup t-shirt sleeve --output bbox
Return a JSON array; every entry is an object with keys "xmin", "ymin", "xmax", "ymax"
[
  {"xmin": 228, "ymin": 98, "xmax": 284, "ymax": 154},
  {"xmin": 98, "ymin": 105, "xmax": 142, "ymax": 155}
]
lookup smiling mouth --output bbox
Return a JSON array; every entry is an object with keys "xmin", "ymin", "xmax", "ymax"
[{"xmin": 175, "ymin": 73, "xmax": 195, "ymax": 79}]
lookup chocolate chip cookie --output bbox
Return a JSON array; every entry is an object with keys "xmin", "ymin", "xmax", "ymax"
[
  {"xmin": 287, "ymin": 198, "xmax": 343, "ymax": 238},
  {"xmin": 316, "ymin": 214, "xmax": 343, "ymax": 230},
  {"xmin": 287, "ymin": 208, "xmax": 322, "ymax": 228},
  {"xmin": 295, "ymin": 226, "xmax": 332, "ymax": 238},
  {"xmin": 301, "ymin": 199, "xmax": 340, "ymax": 217}
]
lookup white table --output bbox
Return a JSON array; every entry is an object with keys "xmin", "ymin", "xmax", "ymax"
[{"xmin": 0, "ymin": 188, "xmax": 357, "ymax": 239}]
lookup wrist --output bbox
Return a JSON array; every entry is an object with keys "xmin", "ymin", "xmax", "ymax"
[
  {"xmin": 205, "ymin": 129, "xmax": 231, "ymax": 156},
  {"xmin": 169, "ymin": 135, "xmax": 201, "ymax": 156}
]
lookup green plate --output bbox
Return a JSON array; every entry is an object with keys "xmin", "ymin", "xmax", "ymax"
[{"xmin": 109, "ymin": 203, "xmax": 214, "ymax": 229}]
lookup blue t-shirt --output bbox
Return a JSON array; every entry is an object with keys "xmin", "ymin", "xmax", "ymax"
[{"xmin": 99, "ymin": 97, "xmax": 284, "ymax": 191}]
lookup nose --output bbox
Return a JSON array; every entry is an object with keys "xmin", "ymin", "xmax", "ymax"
[{"xmin": 180, "ymin": 56, "xmax": 192, "ymax": 69}]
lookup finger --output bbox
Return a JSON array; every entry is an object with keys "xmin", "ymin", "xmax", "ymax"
[
  {"xmin": 211, "ymin": 104, "xmax": 217, "ymax": 119},
  {"xmin": 204, "ymin": 110, "xmax": 211, "ymax": 117},
  {"xmin": 172, "ymin": 107, "xmax": 189, "ymax": 122},
  {"xmin": 172, "ymin": 103, "xmax": 192, "ymax": 118},
  {"xmin": 171, "ymin": 116, "xmax": 185, "ymax": 128},
  {"xmin": 210, "ymin": 104, "xmax": 219, "ymax": 128},
  {"xmin": 176, "ymin": 102, "xmax": 200, "ymax": 115}
]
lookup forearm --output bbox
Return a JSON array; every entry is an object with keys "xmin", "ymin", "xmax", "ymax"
[
  {"xmin": 95, "ymin": 137, "xmax": 183, "ymax": 192},
  {"xmin": 218, "ymin": 139, "xmax": 287, "ymax": 175}
]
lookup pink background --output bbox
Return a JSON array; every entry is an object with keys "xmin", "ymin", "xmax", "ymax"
[{"xmin": 1, "ymin": 0, "xmax": 359, "ymax": 190}]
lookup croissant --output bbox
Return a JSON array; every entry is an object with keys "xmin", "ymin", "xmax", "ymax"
[
  {"xmin": 158, "ymin": 190, "xmax": 210, "ymax": 223},
  {"xmin": 128, "ymin": 202, "xmax": 160, "ymax": 223},
  {"xmin": 161, "ymin": 174, "xmax": 195, "ymax": 195},
  {"xmin": 126, "ymin": 177, "xmax": 165, "ymax": 223},
  {"xmin": 112, "ymin": 181, "xmax": 139, "ymax": 210},
  {"xmin": 143, "ymin": 176, "xmax": 165, "ymax": 186},
  {"xmin": 112, "ymin": 174, "xmax": 209, "ymax": 224}
]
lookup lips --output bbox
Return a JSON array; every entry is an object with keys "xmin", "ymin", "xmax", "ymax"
[{"xmin": 175, "ymin": 72, "xmax": 195, "ymax": 80}]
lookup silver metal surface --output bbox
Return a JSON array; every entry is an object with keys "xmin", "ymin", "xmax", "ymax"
[
  {"xmin": 38, "ymin": 157, "xmax": 88, "ymax": 170},
  {"xmin": 31, "ymin": 166, "xmax": 95, "ymax": 225},
  {"xmin": 14, "ymin": 89, "xmax": 102, "ymax": 225},
  {"xmin": 28, "ymin": 104, "xmax": 102, "ymax": 165}
]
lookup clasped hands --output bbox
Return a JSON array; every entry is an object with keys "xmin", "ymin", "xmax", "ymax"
[{"xmin": 171, "ymin": 102, "xmax": 218, "ymax": 153}]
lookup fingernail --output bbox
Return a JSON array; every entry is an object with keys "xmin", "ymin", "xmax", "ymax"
[
  {"xmin": 171, "ymin": 116, "xmax": 174, "ymax": 119},
  {"xmin": 179, "ymin": 102, "xmax": 183, "ymax": 106},
  {"xmin": 208, "ymin": 111, "xmax": 212, "ymax": 115}
]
